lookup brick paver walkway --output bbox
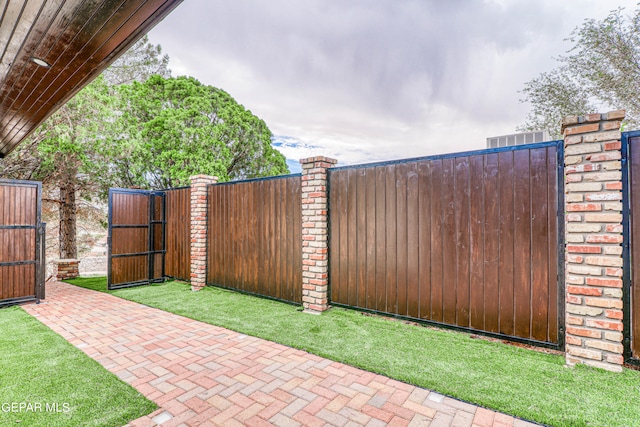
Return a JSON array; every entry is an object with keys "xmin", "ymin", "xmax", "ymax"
[{"xmin": 23, "ymin": 282, "xmax": 539, "ymax": 427}]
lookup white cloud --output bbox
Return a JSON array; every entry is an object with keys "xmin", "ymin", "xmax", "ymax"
[{"xmin": 149, "ymin": 0, "xmax": 639, "ymax": 166}]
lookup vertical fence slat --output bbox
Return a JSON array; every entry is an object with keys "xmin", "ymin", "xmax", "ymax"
[
  {"xmin": 384, "ymin": 164, "xmax": 397, "ymax": 314},
  {"xmin": 430, "ymin": 159, "xmax": 444, "ymax": 323},
  {"xmin": 365, "ymin": 169, "xmax": 376, "ymax": 310},
  {"xmin": 329, "ymin": 171, "xmax": 341, "ymax": 304},
  {"xmin": 374, "ymin": 166, "xmax": 386, "ymax": 312},
  {"xmin": 442, "ymin": 158, "xmax": 457, "ymax": 326},
  {"xmin": 215, "ymin": 186, "xmax": 223, "ymax": 287},
  {"xmin": 455, "ymin": 157, "xmax": 471, "ymax": 328},
  {"xmin": 249, "ymin": 182, "xmax": 257, "ymax": 294},
  {"xmin": 274, "ymin": 179, "xmax": 282, "ymax": 299},
  {"xmin": 469, "ymin": 155, "xmax": 485, "ymax": 331},
  {"xmin": 289, "ymin": 178, "xmax": 297, "ymax": 301},
  {"xmin": 395, "ymin": 163, "xmax": 408, "ymax": 317},
  {"xmin": 293, "ymin": 177, "xmax": 302, "ymax": 303},
  {"xmin": 347, "ymin": 169, "xmax": 358, "ymax": 307},
  {"xmin": 340, "ymin": 171, "xmax": 350, "ymax": 304},
  {"xmin": 224, "ymin": 186, "xmax": 233, "ymax": 288},
  {"xmin": 356, "ymin": 169, "xmax": 367, "ymax": 309},
  {"xmin": 483, "ymin": 153, "xmax": 500, "ymax": 333},
  {"xmin": 406, "ymin": 163, "xmax": 419, "ymax": 319},
  {"xmin": 418, "ymin": 161, "xmax": 431, "ymax": 320},
  {"xmin": 498, "ymin": 151, "xmax": 516, "ymax": 336},
  {"xmin": 266, "ymin": 180, "xmax": 274, "ymax": 296}
]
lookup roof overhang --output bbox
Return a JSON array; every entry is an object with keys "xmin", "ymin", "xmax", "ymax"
[{"xmin": 0, "ymin": 0, "xmax": 183, "ymax": 158}]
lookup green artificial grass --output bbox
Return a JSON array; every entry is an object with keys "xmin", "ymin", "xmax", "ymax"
[
  {"xmin": 0, "ymin": 305, "xmax": 157, "ymax": 427},
  {"xmin": 66, "ymin": 277, "xmax": 640, "ymax": 427},
  {"xmin": 66, "ymin": 276, "xmax": 106, "ymax": 292}
]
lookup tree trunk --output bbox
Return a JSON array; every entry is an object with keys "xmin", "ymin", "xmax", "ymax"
[{"xmin": 59, "ymin": 184, "xmax": 77, "ymax": 259}]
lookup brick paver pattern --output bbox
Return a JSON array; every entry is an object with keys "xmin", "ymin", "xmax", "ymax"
[{"xmin": 24, "ymin": 282, "xmax": 539, "ymax": 427}]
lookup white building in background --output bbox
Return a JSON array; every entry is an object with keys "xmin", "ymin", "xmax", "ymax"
[{"xmin": 486, "ymin": 130, "xmax": 551, "ymax": 149}]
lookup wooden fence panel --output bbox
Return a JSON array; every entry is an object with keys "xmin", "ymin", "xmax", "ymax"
[
  {"xmin": 328, "ymin": 142, "xmax": 562, "ymax": 346},
  {"xmin": 627, "ymin": 135, "xmax": 640, "ymax": 360},
  {"xmin": 207, "ymin": 175, "xmax": 302, "ymax": 303},
  {"xmin": 165, "ymin": 188, "xmax": 190, "ymax": 281}
]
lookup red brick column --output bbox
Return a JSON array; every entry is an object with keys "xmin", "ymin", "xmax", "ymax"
[
  {"xmin": 54, "ymin": 259, "xmax": 80, "ymax": 281},
  {"xmin": 562, "ymin": 110, "xmax": 625, "ymax": 372},
  {"xmin": 300, "ymin": 156, "xmax": 337, "ymax": 313},
  {"xmin": 190, "ymin": 175, "xmax": 217, "ymax": 291}
]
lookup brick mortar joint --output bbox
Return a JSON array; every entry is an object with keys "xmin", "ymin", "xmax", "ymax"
[{"xmin": 561, "ymin": 110, "xmax": 625, "ymax": 133}]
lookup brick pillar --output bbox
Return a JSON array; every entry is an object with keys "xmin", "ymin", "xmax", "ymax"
[
  {"xmin": 300, "ymin": 156, "xmax": 337, "ymax": 313},
  {"xmin": 190, "ymin": 175, "xmax": 217, "ymax": 291},
  {"xmin": 562, "ymin": 110, "xmax": 625, "ymax": 372},
  {"xmin": 54, "ymin": 259, "xmax": 80, "ymax": 281}
]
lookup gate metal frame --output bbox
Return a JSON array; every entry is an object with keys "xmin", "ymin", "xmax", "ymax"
[
  {"xmin": 107, "ymin": 188, "xmax": 166, "ymax": 290},
  {"xmin": 622, "ymin": 130, "xmax": 640, "ymax": 365},
  {"xmin": 0, "ymin": 179, "xmax": 45, "ymax": 307}
]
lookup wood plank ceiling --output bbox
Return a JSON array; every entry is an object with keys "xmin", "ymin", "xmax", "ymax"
[{"xmin": 0, "ymin": 0, "xmax": 183, "ymax": 158}]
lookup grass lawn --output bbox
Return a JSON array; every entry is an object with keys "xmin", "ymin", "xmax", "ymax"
[
  {"xmin": 0, "ymin": 305, "xmax": 157, "ymax": 427},
  {"xmin": 67, "ymin": 277, "xmax": 640, "ymax": 427}
]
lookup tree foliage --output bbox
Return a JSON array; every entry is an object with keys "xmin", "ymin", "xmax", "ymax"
[
  {"xmin": 0, "ymin": 36, "xmax": 167, "ymax": 258},
  {"xmin": 519, "ymin": 6, "xmax": 640, "ymax": 138},
  {"xmin": 0, "ymin": 35, "xmax": 288, "ymax": 258},
  {"xmin": 110, "ymin": 75, "xmax": 289, "ymax": 189},
  {"xmin": 0, "ymin": 76, "xmax": 115, "ymax": 258},
  {"xmin": 102, "ymin": 35, "xmax": 171, "ymax": 85}
]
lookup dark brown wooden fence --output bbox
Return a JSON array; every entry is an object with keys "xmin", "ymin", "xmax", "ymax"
[
  {"xmin": 207, "ymin": 175, "xmax": 302, "ymax": 303},
  {"xmin": 0, "ymin": 179, "xmax": 44, "ymax": 306},
  {"xmin": 165, "ymin": 187, "xmax": 190, "ymax": 281},
  {"xmin": 625, "ymin": 133, "xmax": 640, "ymax": 362},
  {"xmin": 328, "ymin": 142, "xmax": 563, "ymax": 346}
]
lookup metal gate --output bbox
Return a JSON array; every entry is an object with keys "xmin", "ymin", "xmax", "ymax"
[
  {"xmin": 623, "ymin": 131, "xmax": 640, "ymax": 364},
  {"xmin": 0, "ymin": 179, "xmax": 45, "ymax": 306},
  {"xmin": 107, "ymin": 189, "xmax": 165, "ymax": 290}
]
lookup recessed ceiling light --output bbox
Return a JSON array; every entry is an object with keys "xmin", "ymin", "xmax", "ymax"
[{"xmin": 30, "ymin": 57, "xmax": 50, "ymax": 68}]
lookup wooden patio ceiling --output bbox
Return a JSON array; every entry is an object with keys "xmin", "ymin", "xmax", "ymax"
[{"xmin": 0, "ymin": 0, "xmax": 183, "ymax": 158}]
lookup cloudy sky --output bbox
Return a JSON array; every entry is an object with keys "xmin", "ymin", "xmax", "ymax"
[{"xmin": 148, "ymin": 0, "xmax": 638, "ymax": 171}]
